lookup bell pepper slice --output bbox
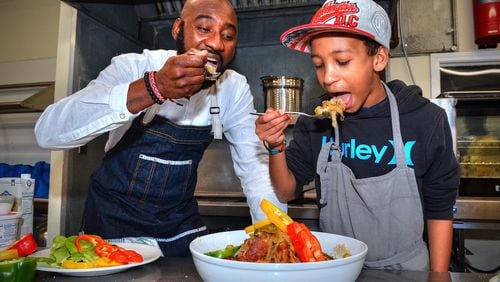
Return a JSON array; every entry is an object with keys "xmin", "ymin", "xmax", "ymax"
[
  {"xmin": 205, "ymin": 245, "xmax": 241, "ymax": 259},
  {"xmin": 75, "ymin": 234, "xmax": 105, "ymax": 252},
  {"xmin": 260, "ymin": 199, "xmax": 293, "ymax": 233},
  {"xmin": 7, "ymin": 233, "xmax": 38, "ymax": 257},
  {"xmin": 94, "ymin": 243, "xmax": 123, "ymax": 258},
  {"xmin": 0, "ymin": 249, "xmax": 18, "ymax": 261},
  {"xmin": 108, "ymin": 250, "xmax": 130, "ymax": 264},
  {"xmin": 244, "ymin": 218, "xmax": 272, "ymax": 234},
  {"xmin": 287, "ymin": 222, "xmax": 325, "ymax": 262},
  {"xmin": 62, "ymin": 259, "xmax": 96, "ymax": 269},
  {"xmin": 0, "ymin": 257, "xmax": 37, "ymax": 282},
  {"xmin": 94, "ymin": 257, "xmax": 124, "ymax": 267},
  {"xmin": 121, "ymin": 250, "xmax": 144, "ymax": 263}
]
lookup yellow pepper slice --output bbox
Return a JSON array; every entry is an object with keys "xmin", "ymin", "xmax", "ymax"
[
  {"xmin": 244, "ymin": 218, "xmax": 272, "ymax": 234},
  {"xmin": 94, "ymin": 257, "xmax": 123, "ymax": 267},
  {"xmin": 260, "ymin": 199, "xmax": 293, "ymax": 232},
  {"xmin": 61, "ymin": 260, "xmax": 95, "ymax": 269},
  {"xmin": 0, "ymin": 249, "xmax": 18, "ymax": 261}
]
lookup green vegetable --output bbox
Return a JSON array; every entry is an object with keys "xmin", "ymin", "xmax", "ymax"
[
  {"xmin": 205, "ymin": 245, "xmax": 241, "ymax": 259},
  {"xmin": 0, "ymin": 257, "xmax": 37, "ymax": 282},
  {"xmin": 50, "ymin": 235, "xmax": 99, "ymax": 265}
]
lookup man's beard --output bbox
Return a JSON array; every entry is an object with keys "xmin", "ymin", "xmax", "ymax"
[{"xmin": 175, "ymin": 22, "xmax": 219, "ymax": 89}]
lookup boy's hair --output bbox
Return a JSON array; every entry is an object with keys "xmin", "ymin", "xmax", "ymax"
[
  {"xmin": 363, "ymin": 37, "xmax": 382, "ymax": 56},
  {"xmin": 280, "ymin": 0, "xmax": 391, "ymax": 53}
]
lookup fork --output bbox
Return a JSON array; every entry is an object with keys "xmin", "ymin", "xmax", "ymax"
[{"xmin": 250, "ymin": 111, "xmax": 316, "ymax": 118}]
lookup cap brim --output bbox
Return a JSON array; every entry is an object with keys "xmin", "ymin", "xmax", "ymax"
[{"xmin": 280, "ymin": 23, "xmax": 377, "ymax": 53}]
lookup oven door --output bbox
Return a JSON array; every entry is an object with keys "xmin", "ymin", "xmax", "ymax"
[{"xmin": 431, "ymin": 50, "xmax": 500, "ymax": 220}]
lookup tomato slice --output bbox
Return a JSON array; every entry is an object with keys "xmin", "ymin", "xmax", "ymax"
[
  {"xmin": 287, "ymin": 222, "xmax": 325, "ymax": 262},
  {"xmin": 260, "ymin": 199, "xmax": 293, "ymax": 232}
]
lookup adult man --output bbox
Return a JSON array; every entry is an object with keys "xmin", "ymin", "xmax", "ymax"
[{"xmin": 35, "ymin": 0, "xmax": 285, "ymax": 256}]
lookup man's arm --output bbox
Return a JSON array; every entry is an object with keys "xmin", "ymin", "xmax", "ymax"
[{"xmin": 426, "ymin": 219, "xmax": 453, "ymax": 272}]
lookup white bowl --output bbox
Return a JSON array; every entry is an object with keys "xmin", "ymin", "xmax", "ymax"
[{"xmin": 189, "ymin": 230, "xmax": 368, "ymax": 282}]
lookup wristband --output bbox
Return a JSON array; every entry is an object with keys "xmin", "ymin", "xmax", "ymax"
[
  {"xmin": 149, "ymin": 71, "xmax": 166, "ymax": 103},
  {"xmin": 144, "ymin": 71, "xmax": 164, "ymax": 105},
  {"xmin": 263, "ymin": 140, "xmax": 285, "ymax": 155}
]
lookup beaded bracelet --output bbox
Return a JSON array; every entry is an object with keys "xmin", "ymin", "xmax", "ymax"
[
  {"xmin": 143, "ymin": 71, "xmax": 164, "ymax": 105},
  {"xmin": 148, "ymin": 71, "xmax": 166, "ymax": 103}
]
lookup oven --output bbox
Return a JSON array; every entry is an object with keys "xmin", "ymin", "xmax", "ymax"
[{"xmin": 430, "ymin": 49, "xmax": 500, "ymax": 221}]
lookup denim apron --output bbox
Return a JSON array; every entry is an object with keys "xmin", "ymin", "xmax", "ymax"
[
  {"xmin": 316, "ymin": 84, "xmax": 429, "ymax": 270},
  {"xmin": 81, "ymin": 113, "xmax": 213, "ymax": 257}
]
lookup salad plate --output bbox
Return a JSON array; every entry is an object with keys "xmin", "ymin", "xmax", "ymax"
[{"xmin": 29, "ymin": 242, "xmax": 162, "ymax": 277}]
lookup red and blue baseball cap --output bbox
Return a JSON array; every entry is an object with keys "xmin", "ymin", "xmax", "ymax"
[{"xmin": 280, "ymin": 0, "xmax": 391, "ymax": 53}]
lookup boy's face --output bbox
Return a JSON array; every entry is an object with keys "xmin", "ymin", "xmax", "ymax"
[{"xmin": 310, "ymin": 32, "xmax": 388, "ymax": 113}]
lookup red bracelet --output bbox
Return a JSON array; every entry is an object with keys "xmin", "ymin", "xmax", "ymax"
[{"xmin": 148, "ymin": 71, "xmax": 166, "ymax": 103}]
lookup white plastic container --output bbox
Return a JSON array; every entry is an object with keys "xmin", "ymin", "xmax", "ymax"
[{"xmin": 0, "ymin": 212, "xmax": 21, "ymax": 251}]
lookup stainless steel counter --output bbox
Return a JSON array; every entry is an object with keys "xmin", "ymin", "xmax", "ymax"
[{"xmin": 34, "ymin": 256, "xmax": 495, "ymax": 282}]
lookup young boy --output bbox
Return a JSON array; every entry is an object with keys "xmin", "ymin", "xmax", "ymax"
[{"xmin": 255, "ymin": 0, "xmax": 459, "ymax": 272}]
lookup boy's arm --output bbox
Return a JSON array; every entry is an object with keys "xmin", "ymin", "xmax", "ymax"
[{"xmin": 426, "ymin": 219, "xmax": 453, "ymax": 272}]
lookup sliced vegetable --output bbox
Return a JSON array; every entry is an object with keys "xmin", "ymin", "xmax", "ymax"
[
  {"xmin": 94, "ymin": 243, "xmax": 123, "ymax": 258},
  {"xmin": 61, "ymin": 259, "xmax": 95, "ymax": 269},
  {"xmin": 287, "ymin": 222, "xmax": 325, "ymax": 262},
  {"xmin": 0, "ymin": 257, "xmax": 37, "ymax": 282},
  {"xmin": 205, "ymin": 245, "xmax": 241, "ymax": 259},
  {"xmin": 95, "ymin": 257, "xmax": 123, "ymax": 267},
  {"xmin": 75, "ymin": 234, "xmax": 104, "ymax": 252},
  {"xmin": 244, "ymin": 218, "xmax": 272, "ymax": 234},
  {"xmin": 7, "ymin": 233, "xmax": 38, "ymax": 257},
  {"xmin": 121, "ymin": 250, "xmax": 144, "ymax": 263},
  {"xmin": 260, "ymin": 199, "xmax": 293, "ymax": 233},
  {"xmin": 0, "ymin": 249, "xmax": 18, "ymax": 261}
]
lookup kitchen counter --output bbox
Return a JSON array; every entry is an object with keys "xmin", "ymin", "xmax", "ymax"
[{"xmin": 35, "ymin": 256, "xmax": 495, "ymax": 282}]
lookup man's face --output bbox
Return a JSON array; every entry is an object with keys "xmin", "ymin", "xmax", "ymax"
[
  {"xmin": 310, "ymin": 33, "xmax": 388, "ymax": 113},
  {"xmin": 173, "ymin": 0, "xmax": 238, "ymax": 73}
]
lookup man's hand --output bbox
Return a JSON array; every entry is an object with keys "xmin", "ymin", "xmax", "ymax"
[
  {"xmin": 155, "ymin": 48, "xmax": 209, "ymax": 99},
  {"xmin": 255, "ymin": 108, "xmax": 291, "ymax": 149}
]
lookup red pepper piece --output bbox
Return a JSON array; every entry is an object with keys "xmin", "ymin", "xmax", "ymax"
[
  {"xmin": 94, "ymin": 243, "xmax": 123, "ymax": 258},
  {"xmin": 122, "ymin": 250, "xmax": 143, "ymax": 263},
  {"xmin": 108, "ymin": 250, "xmax": 130, "ymax": 264},
  {"xmin": 75, "ymin": 234, "xmax": 105, "ymax": 252},
  {"xmin": 7, "ymin": 233, "xmax": 38, "ymax": 257},
  {"xmin": 287, "ymin": 222, "xmax": 325, "ymax": 262}
]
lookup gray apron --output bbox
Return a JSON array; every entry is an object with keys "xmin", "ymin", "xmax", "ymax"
[{"xmin": 316, "ymin": 84, "xmax": 429, "ymax": 271}]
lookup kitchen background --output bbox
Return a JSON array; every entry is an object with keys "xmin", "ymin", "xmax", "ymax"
[{"xmin": 0, "ymin": 0, "xmax": 498, "ymax": 273}]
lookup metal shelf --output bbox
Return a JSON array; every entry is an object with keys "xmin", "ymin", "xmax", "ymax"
[{"xmin": 0, "ymin": 82, "xmax": 54, "ymax": 114}]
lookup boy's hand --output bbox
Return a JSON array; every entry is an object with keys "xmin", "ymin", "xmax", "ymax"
[{"xmin": 255, "ymin": 108, "xmax": 292, "ymax": 149}]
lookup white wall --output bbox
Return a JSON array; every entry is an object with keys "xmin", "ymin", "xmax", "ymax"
[
  {"xmin": 0, "ymin": 0, "xmax": 59, "ymax": 165},
  {"xmin": 387, "ymin": 0, "xmax": 478, "ymax": 98}
]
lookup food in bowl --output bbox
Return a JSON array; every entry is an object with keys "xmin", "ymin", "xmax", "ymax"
[
  {"xmin": 189, "ymin": 200, "xmax": 367, "ymax": 282},
  {"xmin": 190, "ymin": 230, "xmax": 367, "ymax": 282},
  {"xmin": 206, "ymin": 224, "xmax": 351, "ymax": 263}
]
